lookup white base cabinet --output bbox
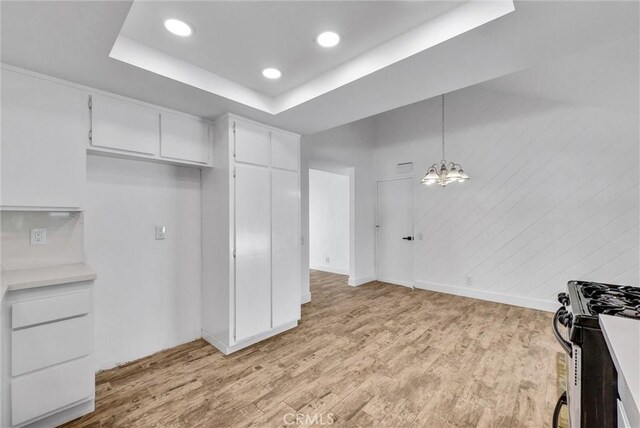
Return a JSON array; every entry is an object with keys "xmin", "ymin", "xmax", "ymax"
[
  {"xmin": 201, "ymin": 114, "xmax": 301, "ymax": 354},
  {"xmin": 1, "ymin": 282, "xmax": 95, "ymax": 428}
]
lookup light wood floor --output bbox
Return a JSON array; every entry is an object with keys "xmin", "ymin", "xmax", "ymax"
[{"xmin": 64, "ymin": 271, "xmax": 561, "ymax": 427}]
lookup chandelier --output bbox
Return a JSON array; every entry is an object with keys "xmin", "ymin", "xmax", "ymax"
[{"xmin": 421, "ymin": 94, "xmax": 469, "ymax": 187}]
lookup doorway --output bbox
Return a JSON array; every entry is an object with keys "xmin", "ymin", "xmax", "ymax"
[
  {"xmin": 308, "ymin": 169, "xmax": 350, "ymax": 275},
  {"xmin": 376, "ymin": 178, "xmax": 414, "ymax": 287}
]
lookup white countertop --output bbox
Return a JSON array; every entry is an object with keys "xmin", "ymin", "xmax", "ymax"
[
  {"xmin": 1, "ymin": 263, "xmax": 96, "ymax": 300},
  {"xmin": 599, "ymin": 314, "xmax": 640, "ymax": 428}
]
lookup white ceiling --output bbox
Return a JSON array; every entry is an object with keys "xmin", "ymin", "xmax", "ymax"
[
  {"xmin": 1, "ymin": 1, "xmax": 638, "ymax": 135},
  {"xmin": 120, "ymin": 1, "xmax": 462, "ymax": 97},
  {"xmin": 112, "ymin": 0, "xmax": 513, "ymax": 113},
  {"xmin": 479, "ymin": 35, "xmax": 639, "ymax": 112}
]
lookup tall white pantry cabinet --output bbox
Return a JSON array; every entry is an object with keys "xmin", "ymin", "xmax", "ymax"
[{"xmin": 202, "ymin": 115, "xmax": 302, "ymax": 354}]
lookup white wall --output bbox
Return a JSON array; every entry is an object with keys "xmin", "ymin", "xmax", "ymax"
[
  {"xmin": 302, "ymin": 86, "xmax": 638, "ymax": 311},
  {"xmin": 309, "ymin": 169, "xmax": 349, "ymax": 275},
  {"xmin": 372, "ymin": 87, "xmax": 639, "ymax": 310},
  {"xmin": 301, "ymin": 117, "xmax": 376, "ymax": 297},
  {"xmin": 86, "ymin": 155, "xmax": 202, "ymax": 370}
]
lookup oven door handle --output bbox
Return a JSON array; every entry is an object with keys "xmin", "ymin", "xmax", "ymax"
[
  {"xmin": 552, "ymin": 391, "xmax": 567, "ymax": 428},
  {"xmin": 552, "ymin": 307, "xmax": 572, "ymax": 356}
]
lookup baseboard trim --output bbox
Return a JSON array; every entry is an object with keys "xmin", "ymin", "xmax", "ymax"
[
  {"xmin": 414, "ymin": 280, "xmax": 557, "ymax": 312},
  {"xmin": 301, "ymin": 292, "xmax": 311, "ymax": 304},
  {"xmin": 310, "ymin": 264, "xmax": 349, "ymax": 275},
  {"xmin": 376, "ymin": 277, "xmax": 414, "ymax": 288},
  {"xmin": 348, "ymin": 275, "xmax": 376, "ymax": 287},
  {"xmin": 202, "ymin": 321, "xmax": 298, "ymax": 355}
]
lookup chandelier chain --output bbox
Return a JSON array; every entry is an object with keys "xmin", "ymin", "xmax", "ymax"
[{"xmin": 441, "ymin": 94, "xmax": 445, "ymax": 162}]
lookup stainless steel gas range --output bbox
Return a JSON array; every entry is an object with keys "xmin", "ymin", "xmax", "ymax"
[{"xmin": 552, "ymin": 280, "xmax": 640, "ymax": 428}]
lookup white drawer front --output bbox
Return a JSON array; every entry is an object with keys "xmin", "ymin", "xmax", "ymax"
[
  {"xmin": 11, "ymin": 357, "xmax": 94, "ymax": 426},
  {"xmin": 12, "ymin": 291, "xmax": 90, "ymax": 329},
  {"xmin": 12, "ymin": 315, "xmax": 91, "ymax": 376}
]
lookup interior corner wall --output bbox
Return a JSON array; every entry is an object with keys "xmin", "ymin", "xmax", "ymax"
[
  {"xmin": 301, "ymin": 117, "xmax": 376, "ymax": 297},
  {"xmin": 372, "ymin": 87, "xmax": 639, "ymax": 309},
  {"xmin": 309, "ymin": 169, "xmax": 350, "ymax": 275},
  {"xmin": 86, "ymin": 155, "xmax": 202, "ymax": 370}
]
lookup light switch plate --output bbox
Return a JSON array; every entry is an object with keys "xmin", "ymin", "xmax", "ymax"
[
  {"xmin": 155, "ymin": 226, "xmax": 166, "ymax": 240},
  {"xmin": 30, "ymin": 228, "xmax": 47, "ymax": 245}
]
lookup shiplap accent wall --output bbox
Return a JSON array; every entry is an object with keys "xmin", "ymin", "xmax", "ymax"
[{"xmin": 373, "ymin": 88, "xmax": 639, "ymax": 310}]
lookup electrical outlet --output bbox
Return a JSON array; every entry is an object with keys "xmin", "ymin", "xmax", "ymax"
[
  {"xmin": 30, "ymin": 228, "xmax": 47, "ymax": 245},
  {"xmin": 155, "ymin": 226, "xmax": 166, "ymax": 240},
  {"xmin": 325, "ymin": 257, "xmax": 330, "ymax": 264},
  {"xmin": 465, "ymin": 275, "xmax": 473, "ymax": 286}
]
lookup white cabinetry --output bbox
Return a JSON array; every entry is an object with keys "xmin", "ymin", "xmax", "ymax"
[
  {"xmin": 1, "ymin": 68, "xmax": 87, "ymax": 210},
  {"xmin": 160, "ymin": 112, "xmax": 212, "ymax": 164},
  {"xmin": 88, "ymin": 94, "xmax": 213, "ymax": 167},
  {"xmin": 89, "ymin": 94, "xmax": 159, "ymax": 156},
  {"xmin": 271, "ymin": 169, "xmax": 302, "ymax": 326},
  {"xmin": 201, "ymin": 115, "xmax": 301, "ymax": 354},
  {"xmin": 1, "ymin": 281, "xmax": 95, "ymax": 428}
]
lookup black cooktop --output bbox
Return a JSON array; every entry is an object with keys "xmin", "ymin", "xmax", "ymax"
[{"xmin": 570, "ymin": 280, "xmax": 640, "ymax": 321}]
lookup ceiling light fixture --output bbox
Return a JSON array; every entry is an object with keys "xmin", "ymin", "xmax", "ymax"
[
  {"xmin": 421, "ymin": 94, "xmax": 469, "ymax": 187},
  {"xmin": 316, "ymin": 31, "xmax": 341, "ymax": 48},
  {"xmin": 262, "ymin": 68, "xmax": 282, "ymax": 79},
  {"xmin": 164, "ymin": 19, "xmax": 192, "ymax": 37}
]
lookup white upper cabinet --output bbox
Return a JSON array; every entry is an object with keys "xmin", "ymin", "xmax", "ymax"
[
  {"xmin": 89, "ymin": 94, "xmax": 159, "ymax": 156},
  {"xmin": 233, "ymin": 120, "xmax": 270, "ymax": 166},
  {"xmin": 1, "ymin": 69, "xmax": 86, "ymax": 210},
  {"xmin": 271, "ymin": 131, "xmax": 300, "ymax": 171},
  {"xmin": 160, "ymin": 112, "xmax": 212, "ymax": 164}
]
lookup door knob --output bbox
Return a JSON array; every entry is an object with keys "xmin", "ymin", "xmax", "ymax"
[{"xmin": 402, "ymin": 236, "xmax": 414, "ymax": 241}]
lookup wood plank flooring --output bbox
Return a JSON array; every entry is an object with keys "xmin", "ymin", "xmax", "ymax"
[{"xmin": 63, "ymin": 271, "xmax": 561, "ymax": 427}]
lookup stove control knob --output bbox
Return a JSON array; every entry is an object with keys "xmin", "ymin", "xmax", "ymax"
[{"xmin": 557, "ymin": 292, "xmax": 569, "ymax": 305}]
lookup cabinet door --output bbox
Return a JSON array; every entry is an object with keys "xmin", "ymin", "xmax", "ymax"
[
  {"xmin": 234, "ymin": 165, "xmax": 271, "ymax": 341},
  {"xmin": 233, "ymin": 120, "xmax": 270, "ymax": 166},
  {"xmin": 272, "ymin": 169, "xmax": 301, "ymax": 326},
  {"xmin": 1, "ymin": 69, "xmax": 86, "ymax": 209},
  {"xmin": 90, "ymin": 94, "xmax": 159, "ymax": 155},
  {"xmin": 271, "ymin": 131, "xmax": 299, "ymax": 171},
  {"xmin": 160, "ymin": 112, "xmax": 212, "ymax": 164},
  {"xmin": 11, "ymin": 357, "xmax": 93, "ymax": 426}
]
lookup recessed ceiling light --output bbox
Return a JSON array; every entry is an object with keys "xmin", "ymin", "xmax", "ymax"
[
  {"xmin": 164, "ymin": 19, "xmax": 192, "ymax": 37},
  {"xmin": 262, "ymin": 68, "xmax": 282, "ymax": 79},
  {"xmin": 316, "ymin": 31, "xmax": 341, "ymax": 48}
]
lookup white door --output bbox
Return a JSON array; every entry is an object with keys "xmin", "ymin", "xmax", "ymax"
[
  {"xmin": 376, "ymin": 178, "xmax": 414, "ymax": 287},
  {"xmin": 271, "ymin": 169, "xmax": 301, "ymax": 327},
  {"xmin": 234, "ymin": 164, "xmax": 271, "ymax": 341}
]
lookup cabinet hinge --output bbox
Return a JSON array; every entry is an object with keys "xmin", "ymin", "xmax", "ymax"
[
  {"xmin": 233, "ymin": 249, "xmax": 236, "ymax": 258},
  {"xmin": 232, "ymin": 122, "xmax": 236, "ymax": 158},
  {"xmin": 233, "ymin": 168, "xmax": 236, "ymax": 178},
  {"xmin": 88, "ymin": 96, "xmax": 92, "ymax": 110},
  {"xmin": 88, "ymin": 129, "xmax": 92, "ymax": 142}
]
